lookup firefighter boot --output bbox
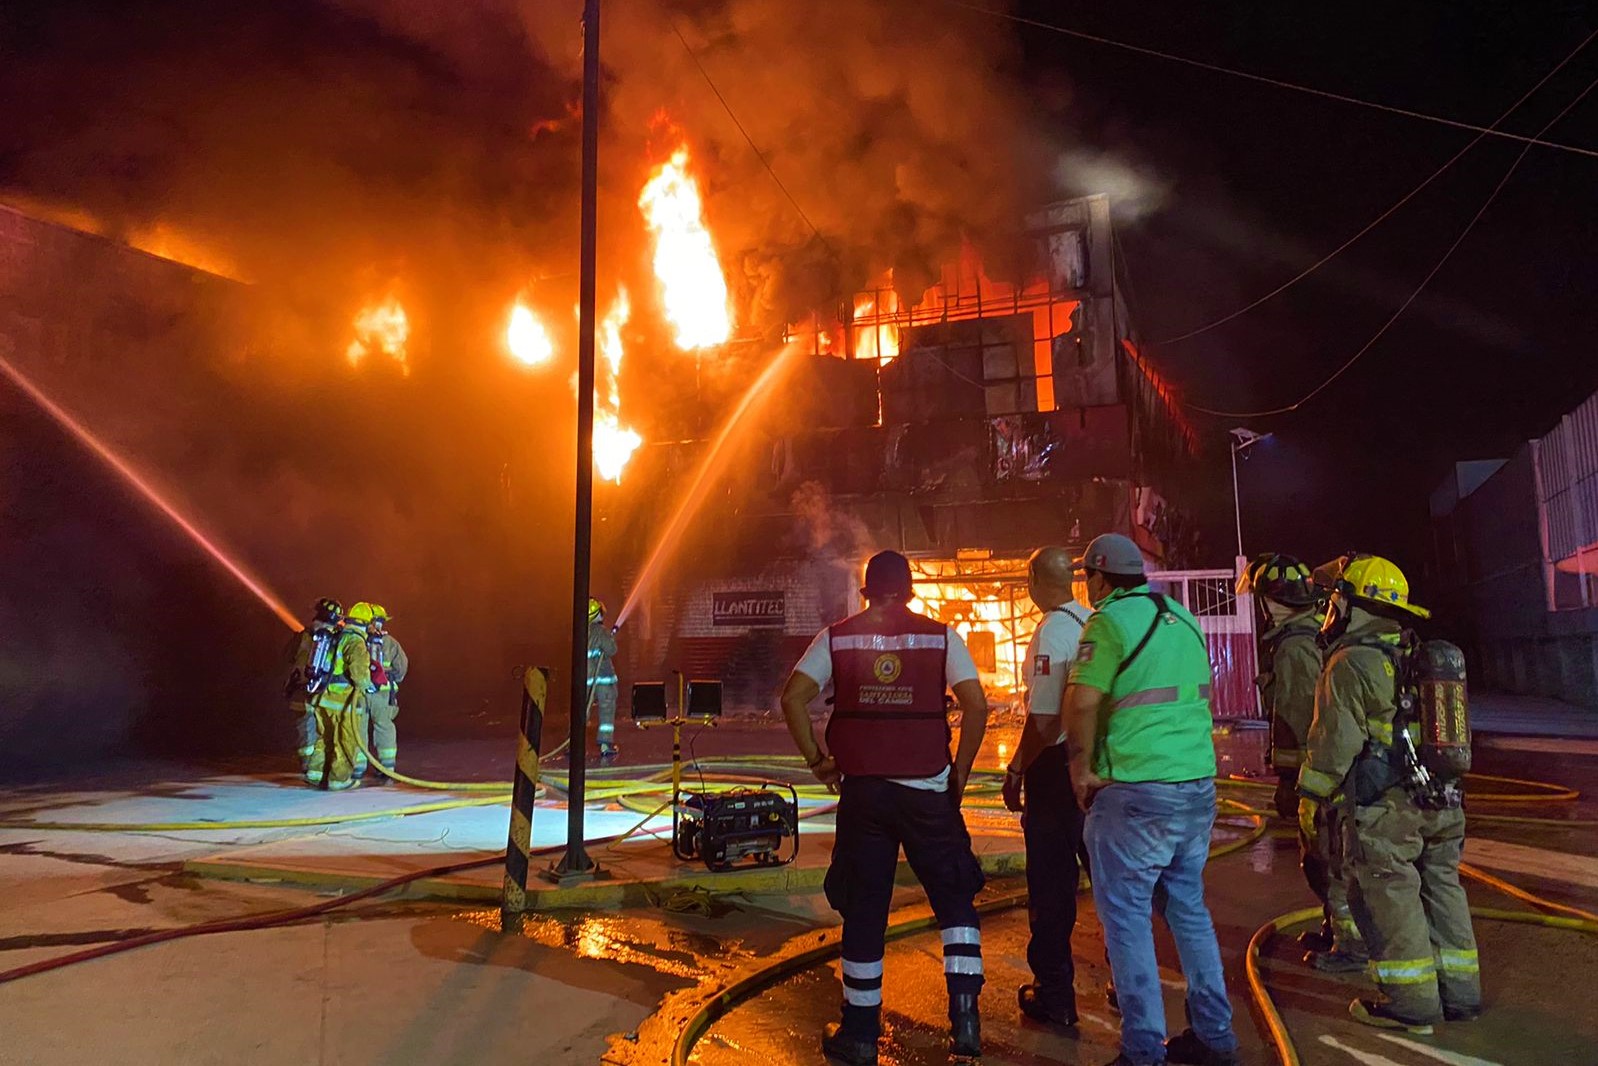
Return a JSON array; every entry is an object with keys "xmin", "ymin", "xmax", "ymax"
[{"xmin": 949, "ymin": 992, "xmax": 982, "ymax": 1059}]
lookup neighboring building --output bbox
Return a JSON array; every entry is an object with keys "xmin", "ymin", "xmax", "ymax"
[
  {"xmin": 611, "ymin": 195, "xmax": 1245, "ymax": 714},
  {"xmin": 1431, "ymin": 391, "xmax": 1598, "ymax": 709}
]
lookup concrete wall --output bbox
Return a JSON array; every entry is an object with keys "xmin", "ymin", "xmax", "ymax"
[{"xmin": 1432, "ymin": 445, "xmax": 1598, "ymax": 710}]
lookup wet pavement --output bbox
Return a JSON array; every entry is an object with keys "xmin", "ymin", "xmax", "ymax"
[
  {"xmin": 1, "ymin": 715, "xmax": 1595, "ymax": 1064},
  {"xmin": 672, "ymin": 726, "xmax": 1598, "ymax": 1066}
]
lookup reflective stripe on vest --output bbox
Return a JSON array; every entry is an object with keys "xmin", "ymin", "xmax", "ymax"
[
  {"xmin": 1094, "ymin": 589, "xmax": 1216, "ymax": 784},
  {"xmin": 826, "ymin": 607, "xmax": 951, "ymax": 778}
]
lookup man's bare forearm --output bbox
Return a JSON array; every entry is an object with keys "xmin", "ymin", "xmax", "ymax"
[
  {"xmin": 780, "ymin": 674, "xmax": 823, "ymax": 764},
  {"xmin": 951, "ymin": 679, "xmax": 988, "ymax": 774},
  {"xmin": 1063, "ymin": 683, "xmax": 1100, "ymax": 783}
]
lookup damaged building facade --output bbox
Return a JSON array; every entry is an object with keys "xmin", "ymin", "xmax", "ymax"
[{"xmin": 613, "ymin": 195, "xmax": 1221, "ymax": 715}]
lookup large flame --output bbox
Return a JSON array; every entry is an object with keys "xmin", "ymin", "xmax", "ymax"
[
  {"xmin": 346, "ymin": 296, "xmax": 410, "ymax": 375},
  {"xmin": 638, "ymin": 146, "xmax": 733, "ymax": 350},
  {"xmin": 594, "ymin": 414, "xmax": 643, "ymax": 484},
  {"xmin": 593, "ymin": 288, "xmax": 642, "ymax": 483},
  {"xmin": 507, "ymin": 301, "xmax": 555, "ymax": 367},
  {"xmin": 853, "ymin": 289, "xmax": 901, "ymax": 363}
]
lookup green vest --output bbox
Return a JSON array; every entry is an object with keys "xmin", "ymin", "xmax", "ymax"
[{"xmin": 1093, "ymin": 587, "xmax": 1217, "ymax": 783}]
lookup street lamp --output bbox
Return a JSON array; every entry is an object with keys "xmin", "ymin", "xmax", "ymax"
[{"xmin": 1229, "ymin": 427, "xmax": 1270, "ymax": 561}]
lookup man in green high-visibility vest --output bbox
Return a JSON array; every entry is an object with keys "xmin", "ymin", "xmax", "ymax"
[{"xmin": 1063, "ymin": 533, "xmax": 1238, "ymax": 1066}]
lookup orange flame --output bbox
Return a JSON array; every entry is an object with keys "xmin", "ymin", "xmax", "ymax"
[
  {"xmin": 594, "ymin": 413, "xmax": 643, "ymax": 484},
  {"xmin": 853, "ymin": 289, "xmax": 901, "ymax": 363},
  {"xmin": 507, "ymin": 301, "xmax": 555, "ymax": 367},
  {"xmin": 638, "ymin": 146, "xmax": 732, "ymax": 350},
  {"xmin": 346, "ymin": 296, "xmax": 410, "ymax": 375},
  {"xmin": 594, "ymin": 288, "xmax": 642, "ymax": 483},
  {"xmin": 128, "ymin": 223, "xmax": 243, "ymax": 280}
]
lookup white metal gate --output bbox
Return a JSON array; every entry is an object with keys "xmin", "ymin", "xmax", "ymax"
[{"xmin": 1148, "ymin": 568, "xmax": 1261, "ymax": 720}]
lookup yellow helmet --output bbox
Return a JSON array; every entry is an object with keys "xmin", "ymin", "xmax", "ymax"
[
  {"xmin": 346, "ymin": 601, "xmax": 376, "ymax": 626},
  {"xmin": 588, "ymin": 598, "xmax": 605, "ymax": 623},
  {"xmin": 1339, "ymin": 556, "xmax": 1430, "ymax": 619}
]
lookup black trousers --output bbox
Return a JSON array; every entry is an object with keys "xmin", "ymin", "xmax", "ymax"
[
  {"xmin": 825, "ymin": 774, "xmax": 986, "ymax": 1036},
  {"xmin": 1023, "ymin": 743, "xmax": 1086, "ymax": 998}
]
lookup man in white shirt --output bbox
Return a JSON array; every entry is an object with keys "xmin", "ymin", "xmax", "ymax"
[
  {"xmin": 1002, "ymin": 546, "xmax": 1091, "ymax": 1028},
  {"xmin": 781, "ymin": 550, "xmax": 990, "ymax": 1065}
]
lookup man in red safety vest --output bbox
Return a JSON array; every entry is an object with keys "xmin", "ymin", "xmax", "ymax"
[{"xmin": 781, "ymin": 550, "xmax": 991, "ymax": 1066}]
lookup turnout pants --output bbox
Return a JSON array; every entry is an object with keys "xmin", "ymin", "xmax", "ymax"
[
  {"xmin": 1346, "ymin": 795, "xmax": 1480, "ymax": 1022},
  {"xmin": 1304, "ymin": 804, "xmax": 1365, "ymax": 955},
  {"xmin": 309, "ymin": 687, "xmax": 365, "ymax": 790},
  {"xmin": 367, "ymin": 690, "xmax": 399, "ymax": 772},
  {"xmin": 592, "ymin": 677, "xmax": 618, "ymax": 748},
  {"xmin": 1023, "ymin": 744, "xmax": 1085, "ymax": 1003},
  {"xmin": 290, "ymin": 700, "xmax": 319, "ymax": 783},
  {"xmin": 824, "ymin": 775, "xmax": 986, "ymax": 1039}
]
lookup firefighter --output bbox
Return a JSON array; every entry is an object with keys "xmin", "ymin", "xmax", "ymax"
[
  {"xmin": 363, "ymin": 605, "xmax": 409, "ymax": 782},
  {"xmin": 1001, "ymin": 545, "xmax": 1092, "ymax": 1028},
  {"xmin": 308, "ymin": 601, "xmax": 376, "ymax": 791},
  {"xmin": 284, "ymin": 597, "xmax": 342, "ymax": 785},
  {"xmin": 1238, "ymin": 554, "xmax": 1365, "ymax": 970},
  {"xmin": 780, "ymin": 550, "xmax": 989, "ymax": 1065},
  {"xmin": 588, "ymin": 598, "xmax": 620, "ymax": 761},
  {"xmin": 1063, "ymin": 533, "xmax": 1239, "ymax": 1066},
  {"xmin": 1298, "ymin": 555, "xmax": 1481, "ymax": 1034}
]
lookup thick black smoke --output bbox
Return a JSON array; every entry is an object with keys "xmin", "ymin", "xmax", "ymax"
[{"xmin": 0, "ymin": 0, "xmax": 1057, "ymax": 769}]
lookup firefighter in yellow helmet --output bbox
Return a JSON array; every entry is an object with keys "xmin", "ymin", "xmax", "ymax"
[
  {"xmin": 307, "ymin": 601, "xmax": 376, "ymax": 790},
  {"xmin": 284, "ymin": 598, "xmax": 342, "ymax": 784},
  {"xmin": 588, "ymin": 598, "xmax": 620, "ymax": 760},
  {"xmin": 362, "ymin": 605, "xmax": 409, "ymax": 783},
  {"xmin": 1238, "ymin": 555, "xmax": 1364, "ymax": 970},
  {"xmin": 1298, "ymin": 555, "xmax": 1481, "ymax": 1033}
]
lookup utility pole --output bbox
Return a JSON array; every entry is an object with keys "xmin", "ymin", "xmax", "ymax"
[{"xmin": 548, "ymin": 0, "xmax": 603, "ymax": 884}]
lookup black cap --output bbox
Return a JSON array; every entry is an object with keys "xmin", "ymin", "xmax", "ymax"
[{"xmin": 862, "ymin": 550, "xmax": 913, "ymax": 599}]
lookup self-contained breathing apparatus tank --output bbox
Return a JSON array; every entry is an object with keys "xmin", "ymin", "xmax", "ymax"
[
  {"xmin": 367, "ymin": 631, "xmax": 389, "ymax": 689},
  {"xmin": 1367, "ymin": 636, "xmax": 1471, "ymax": 810},
  {"xmin": 303, "ymin": 626, "xmax": 338, "ymax": 697}
]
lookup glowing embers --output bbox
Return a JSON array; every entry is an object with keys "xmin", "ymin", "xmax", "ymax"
[
  {"xmin": 507, "ymin": 302, "xmax": 556, "ymax": 367},
  {"xmin": 638, "ymin": 146, "xmax": 733, "ymax": 351},
  {"xmin": 346, "ymin": 296, "xmax": 410, "ymax": 375}
]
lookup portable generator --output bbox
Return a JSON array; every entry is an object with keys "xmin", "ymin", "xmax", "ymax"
[{"xmin": 673, "ymin": 784, "xmax": 800, "ymax": 872}]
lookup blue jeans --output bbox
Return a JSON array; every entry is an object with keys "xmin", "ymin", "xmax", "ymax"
[{"xmin": 1086, "ymin": 780, "xmax": 1237, "ymax": 1065}]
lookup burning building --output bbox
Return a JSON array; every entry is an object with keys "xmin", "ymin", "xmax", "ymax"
[{"xmin": 610, "ymin": 195, "xmax": 1218, "ymax": 713}]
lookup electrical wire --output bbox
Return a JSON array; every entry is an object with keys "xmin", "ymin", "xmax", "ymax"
[
  {"xmin": 1156, "ymin": 27, "xmax": 1598, "ymax": 346},
  {"xmin": 938, "ymin": 0, "xmax": 1598, "ymax": 161},
  {"xmin": 1182, "ymin": 73, "xmax": 1598, "ymax": 419},
  {"xmin": 667, "ymin": 16, "xmax": 832, "ymax": 251}
]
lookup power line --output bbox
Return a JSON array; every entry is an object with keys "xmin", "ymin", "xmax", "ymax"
[
  {"xmin": 940, "ymin": 0, "xmax": 1598, "ymax": 161},
  {"xmin": 1183, "ymin": 75, "xmax": 1598, "ymax": 420},
  {"xmin": 1156, "ymin": 26, "xmax": 1598, "ymax": 345},
  {"xmin": 668, "ymin": 17, "xmax": 831, "ymax": 249}
]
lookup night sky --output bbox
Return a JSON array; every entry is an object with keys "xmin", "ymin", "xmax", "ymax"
[
  {"xmin": 1018, "ymin": 1, "xmax": 1598, "ymax": 587},
  {"xmin": 4, "ymin": 0, "xmax": 1596, "ymax": 592}
]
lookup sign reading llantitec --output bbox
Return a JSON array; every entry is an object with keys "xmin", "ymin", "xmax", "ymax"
[{"xmin": 712, "ymin": 591, "xmax": 786, "ymax": 628}]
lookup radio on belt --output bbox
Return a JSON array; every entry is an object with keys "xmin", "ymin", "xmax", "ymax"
[{"xmin": 631, "ymin": 677, "xmax": 801, "ymax": 872}]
